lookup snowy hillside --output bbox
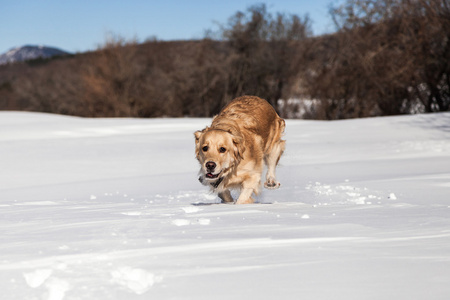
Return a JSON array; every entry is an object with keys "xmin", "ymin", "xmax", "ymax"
[
  {"xmin": 0, "ymin": 45, "xmax": 69, "ymax": 65},
  {"xmin": 1, "ymin": 111, "xmax": 450, "ymax": 300}
]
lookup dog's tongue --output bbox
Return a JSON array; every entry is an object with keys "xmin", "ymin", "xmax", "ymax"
[{"xmin": 206, "ymin": 173, "xmax": 216, "ymax": 178}]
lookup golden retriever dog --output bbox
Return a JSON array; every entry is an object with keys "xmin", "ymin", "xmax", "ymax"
[{"xmin": 194, "ymin": 95, "xmax": 286, "ymax": 204}]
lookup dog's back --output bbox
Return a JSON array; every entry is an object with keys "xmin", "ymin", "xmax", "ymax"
[{"xmin": 211, "ymin": 95, "xmax": 285, "ymax": 152}]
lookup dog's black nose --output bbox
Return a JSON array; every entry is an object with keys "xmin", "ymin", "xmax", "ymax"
[{"xmin": 205, "ymin": 161, "xmax": 216, "ymax": 171}]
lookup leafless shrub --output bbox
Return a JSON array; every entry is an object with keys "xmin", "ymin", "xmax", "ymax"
[
  {"xmin": 301, "ymin": 0, "xmax": 450, "ymax": 118},
  {"xmin": 220, "ymin": 4, "xmax": 312, "ymax": 112}
]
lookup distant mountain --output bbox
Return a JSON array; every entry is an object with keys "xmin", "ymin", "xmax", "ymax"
[{"xmin": 0, "ymin": 45, "xmax": 70, "ymax": 65}]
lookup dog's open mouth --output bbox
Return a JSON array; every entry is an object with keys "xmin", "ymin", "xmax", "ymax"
[{"xmin": 205, "ymin": 172, "xmax": 220, "ymax": 179}]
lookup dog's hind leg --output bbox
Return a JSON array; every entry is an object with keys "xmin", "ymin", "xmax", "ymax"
[
  {"xmin": 264, "ymin": 139, "xmax": 285, "ymax": 189},
  {"xmin": 219, "ymin": 190, "xmax": 234, "ymax": 203}
]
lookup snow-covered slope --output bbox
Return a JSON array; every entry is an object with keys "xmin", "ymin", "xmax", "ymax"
[
  {"xmin": 1, "ymin": 111, "xmax": 449, "ymax": 300},
  {"xmin": 0, "ymin": 45, "xmax": 69, "ymax": 65}
]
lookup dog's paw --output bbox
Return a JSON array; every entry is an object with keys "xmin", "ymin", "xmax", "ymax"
[
  {"xmin": 221, "ymin": 199, "xmax": 234, "ymax": 204},
  {"xmin": 236, "ymin": 197, "xmax": 255, "ymax": 205},
  {"xmin": 264, "ymin": 179, "xmax": 281, "ymax": 189},
  {"xmin": 220, "ymin": 198, "xmax": 234, "ymax": 204}
]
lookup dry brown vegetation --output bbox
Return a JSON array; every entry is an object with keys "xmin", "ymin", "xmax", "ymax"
[
  {"xmin": 0, "ymin": 1, "xmax": 449, "ymax": 119},
  {"xmin": 298, "ymin": 0, "xmax": 450, "ymax": 119}
]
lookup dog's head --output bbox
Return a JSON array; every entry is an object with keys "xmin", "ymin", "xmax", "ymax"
[{"xmin": 194, "ymin": 127, "xmax": 244, "ymax": 182}]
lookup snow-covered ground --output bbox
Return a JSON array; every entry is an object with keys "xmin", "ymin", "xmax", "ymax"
[{"xmin": 1, "ymin": 111, "xmax": 450, "ymax": 300}]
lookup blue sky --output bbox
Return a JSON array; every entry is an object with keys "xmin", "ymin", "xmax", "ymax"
[{"xmin": 1, "ymin": 0, "xmax": 342, "ymax": 54}]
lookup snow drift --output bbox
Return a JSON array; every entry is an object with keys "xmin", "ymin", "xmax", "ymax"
[{"xmin": 1, "ymin": 111, "xmax": 449, "ymax": 299}]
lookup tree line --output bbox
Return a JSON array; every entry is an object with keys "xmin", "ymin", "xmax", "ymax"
[{"xmin": 0, "ymin": 1, "xmax": 449, "ymax": 119}]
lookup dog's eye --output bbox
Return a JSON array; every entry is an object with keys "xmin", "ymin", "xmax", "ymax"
[
  {"xmin": 202, "ymin": 146, "xmax": 208, "ymax": 152},
  {"xmin": 219, "ymin": 147, "xmax": 227, "ymax": 153}
]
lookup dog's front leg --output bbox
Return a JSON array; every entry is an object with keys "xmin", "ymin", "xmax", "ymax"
[
  {"xmin": 219, "ymin": 190, "xmax": 234, "ymax": 203},
  {"xmin": 235, "ymin": 187, "xmax": 255, "ymax": 204}
]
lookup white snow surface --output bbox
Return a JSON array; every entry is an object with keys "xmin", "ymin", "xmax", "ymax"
[{"xmin": 1, "ymin": 111, "xmax": 450, "ymax": 299}]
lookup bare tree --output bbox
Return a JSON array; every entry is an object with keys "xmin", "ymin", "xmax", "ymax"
[
  {"xmin": 219, "ymin": 4, "xmax": 312, "ymax": 111},
  {"xmin": 297, "ymin": 0, "xmax": 450, "ymax": 119}
]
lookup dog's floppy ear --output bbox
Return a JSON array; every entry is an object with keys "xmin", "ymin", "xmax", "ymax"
[
  {"xmin": 232, "ymin": 133, "xmax": 245, "ymax": 162},
  {"xmin": 194, "ymin": 126, "xmax": 209, "ymax": 142},
  {"xmin": 194, "ymin": 130, "xmax": 203, "ymax": 142},
  {"xmin": 194, "ymin": 127, "xmax": 208, "ymax": 158}
]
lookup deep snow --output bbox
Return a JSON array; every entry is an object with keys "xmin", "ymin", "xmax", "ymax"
[{"xmin": 1, "ymin": 111, "xmax": 450, "ymax": 300}]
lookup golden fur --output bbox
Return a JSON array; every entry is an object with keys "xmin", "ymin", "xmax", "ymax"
[{"xmin": 194, "ymin": 95, "xmax": 285, "ymax": 204}]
